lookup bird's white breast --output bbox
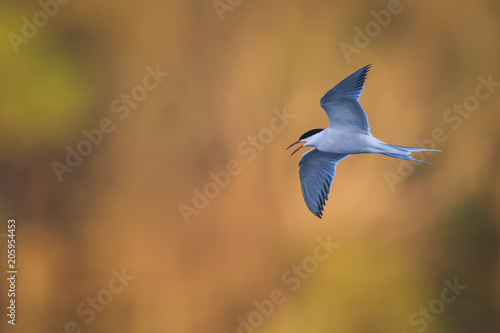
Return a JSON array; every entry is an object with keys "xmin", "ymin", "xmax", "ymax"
[{"xmin": 313, "ymin": 128, "xmax": 376, "ymax": 154}]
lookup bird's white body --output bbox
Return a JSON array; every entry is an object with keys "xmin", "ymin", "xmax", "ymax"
[
  {"xmin": 288, "ymin": 64, "xmax": 439, "ymax": 218},
  {"xmin": 305, "ymin": 128, "xmax": 377, "ymax": 154}
]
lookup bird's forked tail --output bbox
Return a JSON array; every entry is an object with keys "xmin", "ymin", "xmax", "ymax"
[{"xmin": 377, "ymin": 142, "xmax": 440, "ymax": 163}]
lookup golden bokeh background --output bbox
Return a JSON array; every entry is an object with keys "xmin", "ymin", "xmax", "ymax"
[{"xmin": 1, "ymin": 0, "xmax": 499, "ymax": 332}]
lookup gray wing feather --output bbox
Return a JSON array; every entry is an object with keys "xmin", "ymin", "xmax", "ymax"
[
  {"xmin": 299, "ymin": 149, "xmax": 350, "ymax": 218},
  {"xmin": 320, "ymin": 64, "xmax": 371, "ymax": 134}
]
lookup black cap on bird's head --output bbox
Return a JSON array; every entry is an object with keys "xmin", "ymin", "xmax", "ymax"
[
  {"xmin": 299, "ymin": 129, "xmax": 324, "ymax": 141},
  {"xmin": 287, "ymin": 128, "xmax": 324, "ymax": 156}
]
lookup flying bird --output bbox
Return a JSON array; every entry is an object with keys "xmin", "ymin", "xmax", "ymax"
[{"xmin": 287, "ymin": 64, "xmax": 438, "ymax": 218}]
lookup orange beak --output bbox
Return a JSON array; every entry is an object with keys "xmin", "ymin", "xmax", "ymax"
[{"xmin": 287, "ymin": 141, "xmax": 305, "ymax": 156}]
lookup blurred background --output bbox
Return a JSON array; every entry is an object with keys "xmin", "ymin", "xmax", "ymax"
[{"xmin": 0, "ymin": 0, "xmax": 499, "ymax": 332}]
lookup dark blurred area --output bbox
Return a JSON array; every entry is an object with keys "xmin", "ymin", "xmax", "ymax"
[{"xmin": 0, "ymin": 0, "xmax": 499, "ymax": 332}]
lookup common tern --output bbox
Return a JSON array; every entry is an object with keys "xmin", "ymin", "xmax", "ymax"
[{"xmin": 287, "ymin": 64, "xmax": 438, "ymax": 218}]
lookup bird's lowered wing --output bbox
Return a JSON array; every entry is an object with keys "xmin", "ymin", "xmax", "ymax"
[
  {"xmin": 320, "ymin": 64, "xmax": 372, "ymax": 134},
  {"xmin": 299, "ymin": 149, "xmax": 350, "ymax": 218}
]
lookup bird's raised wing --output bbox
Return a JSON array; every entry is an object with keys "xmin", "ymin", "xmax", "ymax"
[
  {"xmin": 320, "ymin": 64, "xmax": 372, "ymax": 134},
  {"xmin": 299, "ymin": 149, "xmax": 350, "ymax": 218}
]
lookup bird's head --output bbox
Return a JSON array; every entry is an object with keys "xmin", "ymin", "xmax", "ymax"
[{"xmin": 287, "ymin": 128, "xmax": 324, "ymax": 156}]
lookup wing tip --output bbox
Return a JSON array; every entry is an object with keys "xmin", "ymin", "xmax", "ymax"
[
  {"xmin": 310, "ymin": 207, "xmax": 323, "ymax": 219},
  {"xmin": 356, "ymin": 64, "xmax": 372, "ymax": 87},
  {"xmin": 313, "ymin": 197, "xmax": 327, "ymax": 219},
  {"xmin": 320, "ymin": 63, "xmax": 373, "ymax": 105}
]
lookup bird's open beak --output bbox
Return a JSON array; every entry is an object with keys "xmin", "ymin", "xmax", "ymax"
[{"xmin": 287, "ymin": 141, "xmax": 305, "ymax": 156}]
